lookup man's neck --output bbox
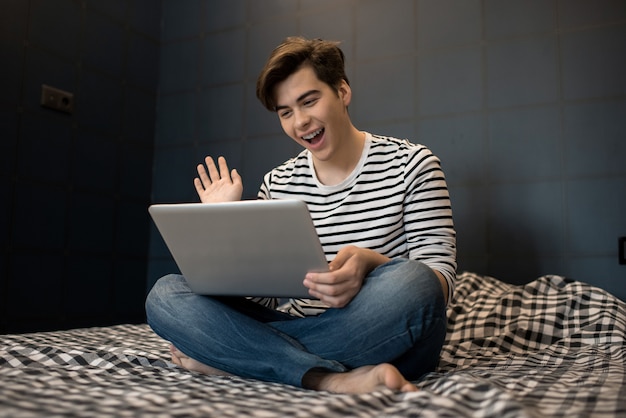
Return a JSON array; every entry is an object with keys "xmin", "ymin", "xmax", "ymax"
[{"xmin": 313, "ymin": 128, "xmax": 365, "ymax": 186}]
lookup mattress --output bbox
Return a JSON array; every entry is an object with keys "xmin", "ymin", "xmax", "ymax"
[{"xmin": 1, "ymin": 272, "xmax": 625, "ymax": 417}]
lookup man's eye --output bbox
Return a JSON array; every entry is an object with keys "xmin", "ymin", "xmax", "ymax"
[
  {"xmin": 304, "ymin": 98, "xmax": 318, "ymax": 106},
  {"xmin": 279, "ymin": 110, "xmax": 292, "ymax": 118}
]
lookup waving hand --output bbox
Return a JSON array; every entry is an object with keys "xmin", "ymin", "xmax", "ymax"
[{"xmin": 194, "ymin": 156, "xmax": 243, "ymax": 203}]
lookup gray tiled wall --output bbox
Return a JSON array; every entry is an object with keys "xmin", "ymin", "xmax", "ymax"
[
  {"xmin": 0, "ymin": 0, "xmax": 160, "ymax": 333},
  {"xmin": 150, "ymin": 0, "xmax": 626, "ymax": 302}
]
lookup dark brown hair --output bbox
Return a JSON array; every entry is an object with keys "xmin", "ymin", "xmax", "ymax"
[{"xmin": 256, "ymin": 36, "xmax": 349, "ymax": 111}]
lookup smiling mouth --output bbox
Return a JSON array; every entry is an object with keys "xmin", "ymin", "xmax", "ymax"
[{"xmin": 301, "ymin": 128, "xmax": 324, "ymax": 143}]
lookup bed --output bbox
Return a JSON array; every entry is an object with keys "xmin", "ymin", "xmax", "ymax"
[{"xmin": 1, "ymin": 272, "xmax": 625, "ymax": 417}]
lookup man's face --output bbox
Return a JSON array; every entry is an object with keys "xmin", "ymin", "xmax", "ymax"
[{"xmin": 274, "ymin": 65, "xmax": 351, "ymax": 162}]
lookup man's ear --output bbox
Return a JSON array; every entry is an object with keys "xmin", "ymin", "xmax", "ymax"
[{"xmin": 338, "ymin": 80, "xmax": 352, "ymax": 107}]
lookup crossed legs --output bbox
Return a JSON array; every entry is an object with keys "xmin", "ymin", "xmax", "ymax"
[{"xmin": 146, "ymin": 259, "xmax": 446, "ymax": 393}]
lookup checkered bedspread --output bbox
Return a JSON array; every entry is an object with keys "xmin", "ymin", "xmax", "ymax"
[{"xmin": 1, "ymin": 272, "xmax": 625, "ymax": 417}]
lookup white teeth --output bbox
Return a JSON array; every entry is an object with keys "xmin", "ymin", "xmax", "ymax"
[{"xmin": 302, "ymin": 128, "xmax": 323, "ymax": 141}]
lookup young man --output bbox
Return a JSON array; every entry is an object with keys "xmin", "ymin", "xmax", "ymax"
[{"xmin": 146, "ymin": 37, "xmax": 456, "ymax": 394}]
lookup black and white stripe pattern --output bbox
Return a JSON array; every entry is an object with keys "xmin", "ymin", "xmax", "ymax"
[{"xmin": 258, "ymin": 133, "xmax": 456, "ymax": 315}]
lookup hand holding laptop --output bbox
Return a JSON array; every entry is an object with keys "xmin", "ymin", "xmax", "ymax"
[
  {"xmin": 194, "ymin": 156, "xmax": 243, "ymax": 203},
  {"xmin": 304, "ymin": 245, "xmax": 391, "ymax": 308}
]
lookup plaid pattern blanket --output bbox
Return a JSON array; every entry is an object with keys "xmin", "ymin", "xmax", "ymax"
[{"xmin": 1, "ymin": 272, "xmax": 625, "ymax": 417}]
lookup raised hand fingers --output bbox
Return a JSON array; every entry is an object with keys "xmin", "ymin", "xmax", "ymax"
[
  {"xmin": 205, "ymin": 156, "xmax": 222, "ymax": 183},
  {"xmin": 195, "ymin": 157, "xmax": 213, "ymax": 190},
  {"xmin": 194, "ymin": 176, "xmax": 206, "ymax": 195},
  {"xmin": 194, "ymin": 155, "xmax": 244, "ymax": 203},
  {"xmin": 196, "ymin": 156, "xmax": 231, "ymax": 188},
  {"xmin": 216, "ymin": 156, "xmax": 233, "ymax": 181}
]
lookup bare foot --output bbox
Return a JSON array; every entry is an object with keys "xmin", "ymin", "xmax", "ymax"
[
  {"xmin": 169, "ymin": 345, "xmax": 231, "ymax": 376},
  {"xmin": 302, "ymin": 364, "xmax": 418, "ymax": 394}
]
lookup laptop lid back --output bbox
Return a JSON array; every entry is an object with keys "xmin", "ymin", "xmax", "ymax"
[{"xmin": 149, "ymin": 200, "xmax": 328, "ymax": 298}]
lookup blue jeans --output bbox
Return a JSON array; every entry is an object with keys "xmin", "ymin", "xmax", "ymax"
[{"xmin": 145, "ymin": 258, "xmax": 447, "ymax": 388}]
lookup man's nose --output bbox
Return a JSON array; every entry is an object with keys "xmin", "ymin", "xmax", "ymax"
[{"xmin": 294, "ymin": 109, "xmax": 310, "ymax": 129}]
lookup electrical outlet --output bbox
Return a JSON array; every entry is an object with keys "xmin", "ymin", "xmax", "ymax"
[
  {"xmin": 40, "ymin": 84, "xmax": 74, "ymax": 114},
  {"xmin": 620, "ymin": 237, "xmax": 626, "ymax": 265}
]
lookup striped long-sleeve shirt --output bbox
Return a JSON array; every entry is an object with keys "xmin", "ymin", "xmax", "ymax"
[{"xmin": 257, "ymin": 133, "xmax": 456, "ymax": 316}]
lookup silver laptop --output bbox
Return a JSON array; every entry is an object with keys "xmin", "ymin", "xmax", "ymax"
[{"xmin": 148, "ymin": 199, "xmax": 329, "ymax": 298}]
